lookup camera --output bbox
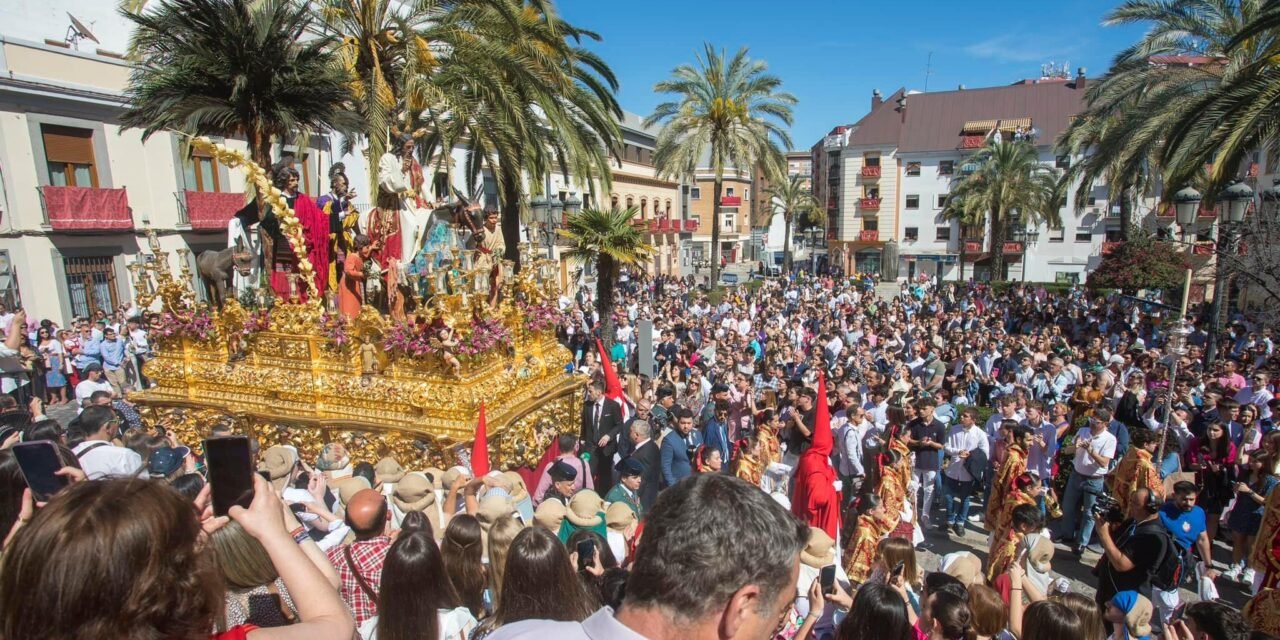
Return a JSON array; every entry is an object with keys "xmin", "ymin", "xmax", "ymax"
[{"xmin": 1091, "ymin": 493, "xmax": 1125, "ymax": 524}]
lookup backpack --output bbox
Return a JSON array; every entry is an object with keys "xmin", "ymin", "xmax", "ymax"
[{"xmin": 1148, "ymin": 524, "xmax": 1184, "ymax": 591}]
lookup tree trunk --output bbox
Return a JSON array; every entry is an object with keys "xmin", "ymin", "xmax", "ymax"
[
  {"xmin": 249, "ymin": 129, "xmax": 272, "ymax": 170},
  {"xmin": 596, "ymin": 253, "xmax": 615, "ymax": 350},
  {"xmin": 958, "ymin": 241, "xmax": 966, "ymax": 282},
  {"xmin": 1119, "ymin": 184, "xmax": 1132, "ymax": 241},
  {"xmin": 711, "ymin": 176, "xmax": 723, "ymax": 287},
  {"xmin": 499, "ymin": 167, "xmax": 522, "ymax": 270},
  {"xmin": 991, "ymin": 207, "xmax": 1006, "ymax": 282},
  {"xmin": 782, "ymin": 210, "xmax": 793, "ymax": 273}
]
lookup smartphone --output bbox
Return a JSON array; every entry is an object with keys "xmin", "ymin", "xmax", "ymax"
[
  {"xmin": 204, "ymin": 436, "xmax": 254, "ymax": 516},
  {"xmin": 576, "ymin": 538, "xmax": 596, "ymax": 572},
  {"xmin": 12, "ymin": 441, "xmax": 69, "ymax": 502},
  {"xmin": 891, "ymin": 560, "xmax": 906, "ymax": 579},
  {"xmin": 820, "ymin": 564, "xmax": 837, "ymax": 594}
]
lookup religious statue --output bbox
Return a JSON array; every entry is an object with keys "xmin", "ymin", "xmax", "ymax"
[
  {"xmin": 370, "ymin": 134, "xmax": 432, "ymax": 280},
  {"xmin": 316, "ymin": 164, "xmax": 362, "ymax": 292},
  {"xmin": 260, "ymin": 161, "xmax": 329, "ymax": 301},
  {"xmin": 340, "ymin": 235, "xmax": 372, "ymax": 319},
  {"xmin": 473, "ymin": 208, "xmax": 505, "ymax": 307},
  {"xmin": 431, "ymin": 324, "xmax": 461, "ymax": 376},
  {"xmin": 226, "ymin": 200, "xmax": 261, "ymax": 295},
  {"xmin": 360, "ymin": 335, "xmax": 379, "ymax": 379}
]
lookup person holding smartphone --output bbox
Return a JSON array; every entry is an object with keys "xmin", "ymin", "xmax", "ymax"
[{"xmin": 69, "ymin": 405, "xmax": 143, "ymax": 480}]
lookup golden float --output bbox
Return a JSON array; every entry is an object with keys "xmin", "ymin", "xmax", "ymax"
[{"xmin": 128, "ymin": 138, "xmax": 581, "ymax": 469}]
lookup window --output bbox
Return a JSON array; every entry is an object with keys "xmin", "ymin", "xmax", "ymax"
[
  {"xmin": 935, "ymin": 226, "xmax": 951, "ymax": 241},
  {"xmin": 725, "ymin": 187, "xmax": 735, "ymax": 197},
  {"xmin": 905, "ymin": 227, "xmax": 919, "ymax": 241},
  {"xmin": 41, "ymin": 125, "xmax": 98, "ymax": 188},
  {"xmin": 1055, "ymin": 272, "xmax": 1081, "ymax": 285},
  {"xmin": 1195, "ymin": 224, "xmax": 1214, "ymax": 242},
  {"xmin": 690, "ymin": 187, "xmax": 701, "ymax": 200},
  {"xmin": 863, "ymin": 217, "xmax": 879, "ymax": 231},
  {"xmin": 1048, "ymin": 226, "xmax": 1065, "ymax": 243},
  {"xmin": 936, "ymin": 194, "xmax": 948, "ymax": 209},
  {"xmin": 723, "ymin": 213, "xmax": 736, "ymax": 229},
  {"xmin": 1087, "ymin": 196, "xmax": 1097, "ymax": 206},
  {"xmin": 939, "ymin": 160, "xmax": 954, "ymax": 176},
  {"xmin": 1056, "ymin": 155, "xmax": 1071, "ymax": 169},
  {"xmin": 690, "ymin": 215, "xmax": 701, "ymax": 227},
  {"xmin": 905, "ymin": 195, "xmax": 920, "ymax": 209},
  {"xmin": 1075, "ymin": 228, "xmax": 1092, "ymax": 242},
  {"xmin": 185, "ymin": 149, "xmax": 220, "ymax": 193},
  {"xmin": 63, "ymin": 256, "xmax": 118, "ymax": 318},
  {"xmin": 906, "ymin": 162, "xmax": 921, "ymax": 176},
  {"xmin": 433, "ymin": 173, "xmax": 449, "ymax": 199},
  {"xmin": 864, "ymin": 154, "xmax": 880, "ymax": 167}
]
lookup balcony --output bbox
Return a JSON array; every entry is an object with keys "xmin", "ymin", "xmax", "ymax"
[
  {"xmin": 683, "ymin": 220, "xmax": 698, "ymax": 232},
  {"xmin": 1102, "ymin": 241, "xmax": 1123, "ymax": 255},
  {"xmin": 1002, "ymin": 241, "xmax": 1025, "ymax": 254},
  {"xmin": 861, "ymin": 165, "xmax": 882, "ymax": 178},
  {"xmin": 721, "ymin": 195, "xmax": 742, "ymax": 206},
  {"xmin": 960, "ymin": 135, "xmax": 987, "ymax": 149},
  {"xmin": 178, "ymin": 190, "xmax": 247, "ymax": 231},
  {"xmin": 38, "ymin": 185, "xmax": 132, "ymax": 231},
  {"xmin": 963, "ymin": 240, "xmax": 983, "ymax": 253},
  {"xmin": 858, "ymin": 197, "xmax": 881, "ymax": 210},
  {"xmin": 859, "ymin": 230, "xmax": 880, "ymax": 242},
  {"xmin": 1193, "ymin": 241, "xmax": 1216, "ymax": 256}
]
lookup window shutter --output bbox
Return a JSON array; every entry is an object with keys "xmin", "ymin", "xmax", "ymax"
[{"xmin": 41, "ymin": 125, "xmax": 95, "ymax": 164}]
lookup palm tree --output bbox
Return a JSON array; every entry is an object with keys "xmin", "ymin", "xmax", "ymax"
[
  {"xmin": 947, "ymin": 141, "xmax": 1064, "ymax": 280},
  {"xmin": 765, "ymin": 175, "xmax": 821, "ymax": 273},
  {"xmin": 404, "ymin": 1, "xmax": 621, "ymax": 267},
  {"xmin": 559, "ymin": 207, "xmax": 653, "ymax": 348},
  {"xmin": 645, "ymin": 44, "xmax": 795, "ymax": 286},
  {"xmin": 120, "ymin": 0, "xmax": 359, "ymax": 167},
  {"xmin": 1060, "ymin": 0, "xmax": 1269, "ymax": 207},
  {"xmin": 940, "ymin": 186, "xmax": 989, "ymax": 282}
]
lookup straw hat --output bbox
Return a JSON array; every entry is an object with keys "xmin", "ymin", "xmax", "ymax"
[
  {"xmin": 940, "ymin": 551, "xmax": 983, "ymax": 587},
  {"xmin": 566, "ymin": 490, "xmax": 605, "ymax": 527},
  {"xmin": 441, "ymin": 465, "xmax": 472, "ymax": 490},
  {"xmin": 258, "ymin": 446, "xmax": 297, "ymax": 492},
  {"xmin": 605, "ymin": 501, "xmax": 637, "ymax": 532},
  {"xmin": 502, "ymin": 471, "xmax": 530, "ymax": 503},
  {"xmin": 334, "ymin": 476, "xmax": 371, "ymax": 508},
  {"xmin": 392, "ymin": 472, "xmax": 435, "ymax": 512},
  {"xmin": 476, "ymin": 494, "xmax": 515, "ymax": 530},
  {"xmin": 374, "ymin": 457, "xmax": 406, "ymax": 484},
  {"xmin": 425, "ymin": 467, "xmax": 446, "ymax": 486},
  {"xmin": 799, "ymin": 527, "xmax": 835, "ymax": 568},
  {"xmin": 533, "ymin": 499, "xmax": 567, "ymax": 532}
]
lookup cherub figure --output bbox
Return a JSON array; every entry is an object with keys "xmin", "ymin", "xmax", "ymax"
[{"xmin": 435, "ymin": 325, "xmax": 462, "ymax": 376}]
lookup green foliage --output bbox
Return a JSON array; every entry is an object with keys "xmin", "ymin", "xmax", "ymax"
[
  {"xmin": 645, "ymin": 44, "xmax": 795, "ymax": 285},
  {"xmin": 765, "ymin": 174, "xmax": 821, "ymax": 272},
  {"xmin": 1088, "ymin": 233, "xmax": 1190, "ymax": 294},
  {"xmin": 560, "ymin": 206, "xmax": 653, "ymax": 348},
  {"xmin": 120, "ymin": 0, "xmax": 359, "ymax": 164}
]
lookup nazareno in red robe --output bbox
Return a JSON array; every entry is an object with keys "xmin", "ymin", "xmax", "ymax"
[
  {"xmin": 268, "ymin": 193, "xmax": 330, "ymax": 301},
  {"xmin": 792, "ymin": 371, "xmax": 842, "ymax": 540}
]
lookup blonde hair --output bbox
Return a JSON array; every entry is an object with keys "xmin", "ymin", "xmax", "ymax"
[
  {"xmin": 486, "ymin": 514, "xmax": 523, "ymax": 601},
  {"xmin": 876, "ymin": 536, "xmax": 922, "ymax": 590},
  {"xmin": 208, "ymin": 521, "xmax": 278, "ymax": 589}
]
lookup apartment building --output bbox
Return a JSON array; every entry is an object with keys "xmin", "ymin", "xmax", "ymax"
[{"xmin": 811, "ymin": 71, "xmax": 1136, "ymax": 284}]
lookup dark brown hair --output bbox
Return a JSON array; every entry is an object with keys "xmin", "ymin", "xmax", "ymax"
[
  {"xmin": 441, "ymin": 514, "xmax": 486, "ymax": 617},
  {"xmin": 375, "ymin": 529, "xmax": 459, "ymax": 640},
  {"xmin": 482, "ymin": 526, "xmax": 596, "ymax": 632},
  {"xmin": 1023, "ymin": 601, "xmax": 1085, "ymax": 640},
  {"xmin": 0, "ymin": 479, "xmax": 222, "ymax": 639}
]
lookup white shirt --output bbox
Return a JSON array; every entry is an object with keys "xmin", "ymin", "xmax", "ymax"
[
  {"xmin": 75, "ymin": 379, "xmax": 114, "ymax": 413},
  {"xmin": 944, "ymin": 424, "xmax": 990, "ymax": 482},
  {"xmin": 1235, "ymin": 386, "xmax": 1274, "ymax": 420},
  {"xmin": 72, "ymin": 440, "xmax": 145, "ymax": 480},
  {"xmin": 1071, "ymin": 428, "xmax": 1118, "ymax": 478},
  {"xmin": 487, "ymin": 607, "xmax": 646, "ymax": 640}
]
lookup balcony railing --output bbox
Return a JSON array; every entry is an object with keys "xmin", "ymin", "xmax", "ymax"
[
  {"xmin": 859, "ymin": 230, "xmax": 880, "ymax": 242},
  {"xmin": 858, "ymin": 197, "xmax": 881, "ymax": 210},
  {"xmin": 1101, "ymin": 241, "xmax": 1123, "ymax": 255},
  {"xmin": 861, "ymin": 165, "xmax": 882, "ymax": 178},
  {"xmin": 1002, "ymin": 241, "xmax": 1025, "ymax": 254},
  {"xmin": 1193, "ymin": 241, "xmax": 1216, "ymax": 256},
  {"xmin": 178, "ymin": 190, "xmax": 247, "ymax": 231},
  {"xmin": 38, "ymin": 185, "xmax": 132, "ymax": 231},
  {"xmin": 960, "ymin": 135, "xmax": 987, "ymax": 149},
  {"xmin": 721, "ymin": 195, "xmax": 742, "ymax": 206},
  {"xmin": 963, "ymin": 240, "xmax": 983, "ymax": 253},
  {"xmin": 683, "ymin": 220, "xmax": 698, "ymax": 232}
]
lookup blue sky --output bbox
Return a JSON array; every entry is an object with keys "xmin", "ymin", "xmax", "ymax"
[{"xmin": 557, "ymin": 0, "xmax": 1149, "ymax": 148}]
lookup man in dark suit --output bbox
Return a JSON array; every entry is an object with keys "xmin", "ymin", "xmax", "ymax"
[
  {"xmin": 580, "ymin": 380, "xmax": 623, "ymax": 493},
  {"xmin": 625, "ymin": 419, "xmax": 662, "ymax": 512},
  {"xmin": 660, "ymin": 407, "xmax": 702, "ymax": 489}
]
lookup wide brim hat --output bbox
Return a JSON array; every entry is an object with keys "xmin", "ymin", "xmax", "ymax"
[
  {"xmin": 441, "ymin": 465, "xmax": 472, "ymax": 490},
  {"xmin": 533, "ymin": 499, "xmax": 567, "ymax": 532},
  {"xmin": 392, "ymin": 472, "xmax": 435, "ymax": 512},
  {"xmin": 476, "ymin": 494, "xmax": 515, "ymax": 530},
  {"xmin": 605, "ymin": 501, "xmax": 637, "ymax": 532},
  {"xmin": 566, "ymin": 490, "xmax": 605, "ymax": 527},
  {"xmin": 259, "ymin": 446, "xmax": 298, "ymax": 492},
  {"xmin": 334, "ymin": 476, "xmax": 372, "ymax": 508},
  {"xmin": 502, "ymin": 471, "xmax": 530, "ymax": 503},
  {"xmin": 941, "ymin": 551, "xmax": 983, "ymax": 587},
  {"xmin": 374, "ymin": 456, "xmax": 406, "ymax": 484},
  {"xmin": 799, "ymin": 527, "xmax": 835, "ymax": 568}
]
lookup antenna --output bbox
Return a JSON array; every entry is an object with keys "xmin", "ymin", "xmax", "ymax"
[
  {"xmin": 65, "ymin": 13, "xmax": 100, "ymax": 50},
  {"xmin": 924, "ymin": 52, "xmax": 933, "ymax": 91}
]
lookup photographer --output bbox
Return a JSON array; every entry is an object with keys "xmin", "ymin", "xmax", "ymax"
[
  {"xmin": 1095, "ymin": 487, "xmax": 1172, "ymax": 609},
  {"xmin": 1056, "ymin": 412, "xmax": 1118, "ymax": 555}
]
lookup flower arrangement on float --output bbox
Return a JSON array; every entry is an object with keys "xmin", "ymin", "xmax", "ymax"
[
  {"xmin": 518, "ymin": 300, "xmax": 562, "ymax": 334},
  {"xmin": 153, "ymin": 310, "xmax": 217, "ymax": 342}
]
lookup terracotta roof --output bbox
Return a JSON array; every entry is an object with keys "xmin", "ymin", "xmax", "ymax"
[{"xmin": 843, "ymin": 80, "xmax": 1089, "ymax": 153}]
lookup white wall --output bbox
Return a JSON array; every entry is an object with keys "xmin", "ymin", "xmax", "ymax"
[{"xmin": 0, "ymin": 0, "xmax": 136, "ymax": 54}]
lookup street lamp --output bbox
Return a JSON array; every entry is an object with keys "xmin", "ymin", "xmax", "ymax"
[
  {"xmin": 1173, "ymin": 186, "xmax": 1201, "ymax": 241},
  {"xmin": 564, "ymin": 194, "xmax": 582, "ymax": 217},
  {"xmin": 1156, "ymin": 319, "xmax": 1193, "ymax": 464},
  {"xmin": 1206, "ymin": 181, "xmax": 1253, "ymax": 365}
]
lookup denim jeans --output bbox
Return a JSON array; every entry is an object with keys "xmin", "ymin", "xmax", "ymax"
[
  {"xmin": 942, "ymin": 474, "xmax": 975, "ymax": 525},
  {"xmin": 1058, "ymin": 471, "xmax": 1105, "ymax": 547}
]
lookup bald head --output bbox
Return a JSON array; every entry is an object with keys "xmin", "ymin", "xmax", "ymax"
[{"xmin": 345, "ymin": 489, "xmax": 388, "ymax": 539}]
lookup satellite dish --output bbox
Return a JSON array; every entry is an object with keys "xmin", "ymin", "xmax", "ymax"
[{"xmin": 65, "ymin": 13, "xmax": 100, "ymax": 49}]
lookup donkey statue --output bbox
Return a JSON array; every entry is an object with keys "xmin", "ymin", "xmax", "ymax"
[{"xmin": 197, "ymin": 236, "xmax": 256, "ymax": 310}]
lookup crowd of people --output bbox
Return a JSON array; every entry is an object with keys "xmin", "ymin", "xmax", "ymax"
[{"xmin": 0, "ymin": 269, "xmax": 1279, "ymax": 640}]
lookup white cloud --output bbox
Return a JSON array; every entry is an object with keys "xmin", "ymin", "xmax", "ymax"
[{"xmin": 963, "ymin": 34, "xmax": 1082, "ymax": 64}]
